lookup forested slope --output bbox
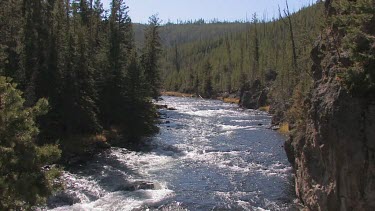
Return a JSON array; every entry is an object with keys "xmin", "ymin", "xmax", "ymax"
[
  {"xmin": 159, "ymin": 3, "xmax": 324, "ymax": 102},
  {"xmin": 134, "ymin": 21, "xmax": 248, "ymax": 48}
]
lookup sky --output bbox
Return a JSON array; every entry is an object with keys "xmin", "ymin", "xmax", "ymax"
[{"xmin": 101, "ymin": 0, "xmax": 317, "ymax": 24}]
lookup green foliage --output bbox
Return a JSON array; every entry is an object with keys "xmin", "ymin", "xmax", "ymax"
[
  {"xmin": 159, "ymin": 3, "xmax": 324, "ymax": 99},
  {"xmin": 331, "ymin": 0, "xmax": 375, "ymax": 96},
  {"xmin": 202, "ymin": 60, "xmax": 214, "ymax": 98},
  {"xmin": 141, "ymin": 15, "xmax": 162, "ymax": 99},
  {"xmin": 0, "ymin": 0, "xmax": 23, "ymax": 83},
  {"xmin": 99, "ymin": 0, "xmax": 133, "ymax": 127},
  {"xmin": 124, "ymin": 53, "xmax": 159, "ymax": 140},
  {"xmin": 0, "ymin": 76, "xmax": 61, "ymax": 210}
]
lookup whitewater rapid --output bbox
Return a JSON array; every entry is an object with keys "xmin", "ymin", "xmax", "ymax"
[{"xmin": 47, "ymin": 96, "xmax": 298, "ymax": 211}]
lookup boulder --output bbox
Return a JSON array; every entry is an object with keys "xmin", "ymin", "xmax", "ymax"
[
  {"xmin": 155, "ymin": 104, "xmax": 168, "ymax": 109},
  {"xmin": 239, "ymin": 79, "xmax": 268, "ymax": 109},
  {"xmin": 47, "ymin": 192, "xmax": 81, "ymax": 208},
  {"xmin": 116, "ymin": 181, "xmax": 161, "ymax": 191}
]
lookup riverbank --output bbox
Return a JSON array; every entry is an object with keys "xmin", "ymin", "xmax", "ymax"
[{"xmin": 161, "ymin": 91, "xmax": 240, "ymax": 104}]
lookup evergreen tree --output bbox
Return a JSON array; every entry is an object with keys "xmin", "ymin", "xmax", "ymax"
[
  {"xmin": 0, "ymin": 77, "xmax": 61, "ymax": 210},
  {"xmin": 61, "ymin": 4, "xmax": 102, "ymax": 135},
  {"xmin": 332, "ymin": 0, "xmax": 375, "ymax": 96},
  {"xmin": 100, "ymin": 0, "xmax": 132, "ymax": 126},
  {"xmin": 252, "ymin": 14, "xmax": 260, "ymax": 81},
  {"xmin": 123, "ymin": 52, "xmax": 158, "ymax": 141},
  {"xmin": 202, "ymin": 60, "xmax": 213, "ymax": 98},
  {"xmin": 141, "ymin": 14, "xmax": 162, "ymax": 99},
  {"xmin": 22, "ymin": 0, "xmax": 48, "ymax": 105},
  {"xmin": 37, "ymin": 0, "xmax": 68, "ymax": 140},
  {"xmin": 73, "ymin": 24, "xmax": 102, "ymax": 134},
  {"xmin": 0, "ymin": 0, "xmax": 24, "ymax": 83}
]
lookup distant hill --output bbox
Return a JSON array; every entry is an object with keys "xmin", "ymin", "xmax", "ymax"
[
  {"xmin": 152, "ymin": 2, "xmax": 324, "ymax": 96},
  {"xmin": 133, "ymin": 21, "xmax": 248, "ymax": 49}
]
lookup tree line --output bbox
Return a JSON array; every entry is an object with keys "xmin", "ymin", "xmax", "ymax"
[{"xmin": 0, "ymin": 0, "xmax": 161, "ymax": 209}]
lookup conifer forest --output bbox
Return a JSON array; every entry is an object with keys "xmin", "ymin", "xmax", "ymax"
[{"xmin": 0, "ymin": 0, "xmax": 374, "ymax": 210}]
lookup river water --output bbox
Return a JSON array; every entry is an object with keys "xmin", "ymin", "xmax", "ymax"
[{"xmin": 47, "ymin": 96, "xmax": 298, "ymax": 211}]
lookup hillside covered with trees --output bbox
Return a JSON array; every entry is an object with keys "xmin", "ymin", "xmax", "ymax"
[{"xmin": 158, "ymin": 2, "xmax": 324, "ymax": 102}]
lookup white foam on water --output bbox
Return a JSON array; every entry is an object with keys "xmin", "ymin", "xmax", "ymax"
[
  {"xmin": 256, "ymin": 162, "xmax": 293, "ymax": 178},
  {"xmin": 50, "ymin": 188, "xmax": 174, "ymax": 211},
  {"xmin": 183, "ymin": 107, "xmax": 245, "ymax": 119},
  {"xmin": 58, "ymin": 172, "xmax": 106, "ymax": 203},
  {"xmin": 110, "ymin": 149, "xmax": 174, "ymax": 176},
  {"xmin": 231, "ymin": 119, "xmax": 257, "ymax": 123},
  {"xmin": 219, "ymin": 124, "xmax": 253, "ymax": 131},
  {"xmin": 181, "ymin": 149, "xmax": 292, "ymax": 179}
]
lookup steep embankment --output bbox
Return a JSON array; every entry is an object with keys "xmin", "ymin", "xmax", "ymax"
[{"xmin": 286, "ymin": 1, "xmax": 375, "ymax": 210}]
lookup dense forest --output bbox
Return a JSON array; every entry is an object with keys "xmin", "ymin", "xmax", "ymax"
[
  {"xmin": 158, "ymin": 2, "xmax": 324, "ymax": 101},
  {"xmin": 0, "ymin": 0, "xmax": 161, "ymax": 209}
]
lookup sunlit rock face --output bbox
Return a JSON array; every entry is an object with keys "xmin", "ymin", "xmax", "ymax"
[{"xmin": 286, "ymin": 1, "xmax": 375, "ymax": 210}]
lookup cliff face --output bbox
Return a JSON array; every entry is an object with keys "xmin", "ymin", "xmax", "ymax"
[{"xmin": 286, "ymin": 1, "xmax": 375, "ymax": 210}]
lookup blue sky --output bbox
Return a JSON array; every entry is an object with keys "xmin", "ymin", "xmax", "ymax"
[{"xmin": 101, "ymin": 0, "xmax": 317, "ymax": 23}]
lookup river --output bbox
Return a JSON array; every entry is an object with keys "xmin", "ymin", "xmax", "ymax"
[{"xmin": 47, "ymin": 96, "xmax": 298, "ymax": 211}]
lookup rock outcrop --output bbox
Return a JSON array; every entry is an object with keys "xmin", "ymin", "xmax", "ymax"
[
  {"xmin": 287, "ymin": 1, "xmax": 375, "ymax": 210},
  {"xmin": 239, "ymin": 79, "xmax": 266, "ymax": 109},
  {"xmin": 239, "ymin": 69, "xmax": 277, "ymax": 109}
]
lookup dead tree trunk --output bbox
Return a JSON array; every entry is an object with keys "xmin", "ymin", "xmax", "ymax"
[{"xmin": 279, "ymin": 1, "xmax": 298, "ymax": 72}]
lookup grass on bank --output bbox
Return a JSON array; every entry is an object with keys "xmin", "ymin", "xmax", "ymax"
[
  {"xmin": 161, "ymin": 91, "xmax": 194, "ymax": 97},
  {"xmin": 278, "ymin": 122, "xmax": 290, "ymax": 134},
  {"xmin": 259, "ymin": 105, "xmax": 270, "ymax": 112},
  {"xmin": 162, "ymin": 91, "xmax": 240, "ymax": 104},
  {"xmin": 221, "ymin": 97, "xmax": 240, "ymax": 104}
]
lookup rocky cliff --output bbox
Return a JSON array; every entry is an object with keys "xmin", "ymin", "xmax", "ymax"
[{"xmin": 286, "ymin": 0, "xmax": 375, "ymax": 210}]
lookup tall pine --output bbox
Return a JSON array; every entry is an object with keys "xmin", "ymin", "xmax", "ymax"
[
  {"xmin": 141, "ymin": 15, "xmax": 162, "ymax": 99},
  {"xmin": 100, "ymin": 0, "xmax": 131, "ymax": 127}
]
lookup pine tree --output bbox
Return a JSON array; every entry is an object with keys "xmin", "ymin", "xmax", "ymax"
[
  {"xmin": 61, "ymin": 3, "xmax": 102, "ymax": 135},
  {"xmin": 123, "ymin": 52, "xmax": 158, "ymax": 141},
  {"xmin": 22, "ymin": 0, "xmax": 48, "ymax": 105},
  {"xmin": 141, "ymin": 14, "xmax": 162, "ymax": 99},
  {"xmin": 332, "ymin": 0, "xmax": 375, "ymax": 96},
  {"xmin": 0, "ymin": 77, "xmax": 61, "ymax": 210},
  {"xmin": 0, "ymin": 0, "xmax": 24, "ymax": 83},
  {"xmin": 100, "ymin": 0, "xmax": 132, "ymax": 126},
  {"xmin": 202, "ymin": 60, "xmax": 213, "ymax": 98},
  {"xmin": 37, "ymin": 0, "xmax": 68, "ymax": 140},
  {"xmin": 252, "ymin": 13, "xmax": 260, "ymax": 81}
]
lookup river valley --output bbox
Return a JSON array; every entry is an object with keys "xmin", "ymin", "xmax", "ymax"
[{"xmin": 47, "ymin": 96, "xmax": 298, "ymax": 211}]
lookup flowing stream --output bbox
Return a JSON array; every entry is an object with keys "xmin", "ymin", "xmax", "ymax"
[{"xmin": 47, "ymin": 96, "xmax": 298, "ymax": 211}]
